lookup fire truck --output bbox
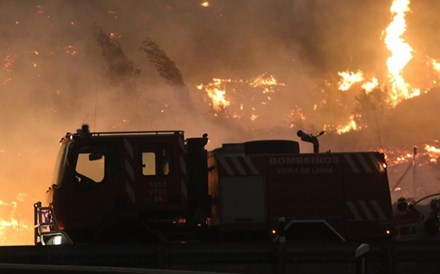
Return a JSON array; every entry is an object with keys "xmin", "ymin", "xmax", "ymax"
[{"xmin": 34, "ymin": 125, "xmax": 394, "ymax": 245}]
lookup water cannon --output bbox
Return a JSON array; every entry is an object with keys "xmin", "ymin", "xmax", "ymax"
[
  {"xmin": 67, "ymin": 124, "xmax": 91, "ymax": 140},
  {"xmin": 297, "ymin": 130, "xmax": 325, "ymax": 153}
]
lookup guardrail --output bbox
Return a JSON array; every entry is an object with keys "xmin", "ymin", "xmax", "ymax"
[{"xmin": 0, "ymin": 241, "xmax": 439, "ymax": 274}]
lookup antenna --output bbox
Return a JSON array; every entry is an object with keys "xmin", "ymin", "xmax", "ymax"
[
  {"xmin": 392, "ymin": 145, "xmax": 418, "ymax": 198},
  {"xmin": 93, "ymin": 85, "xmax": 99, "ymax": 132}
]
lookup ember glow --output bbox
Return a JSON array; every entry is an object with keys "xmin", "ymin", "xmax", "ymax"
[
  {"xmin": 200, "ymin": 1, "xmax": 210, "ymax": 8},
  {"xmin": 250, "ymin": 74, "xmax": 285, "ymax": 93}
]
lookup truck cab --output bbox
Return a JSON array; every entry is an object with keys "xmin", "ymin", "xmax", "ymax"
[{"xmin": 44, "ymin": 125, "xmax": 206, "ymax": 243}]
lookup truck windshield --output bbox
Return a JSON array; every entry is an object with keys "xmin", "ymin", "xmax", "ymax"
[
  {"xmin": 73, "ymin": 144, "xmax": 108, "ymax": 184},
  {"xmin": 51, "ymin": 142, "xmax": 69, "ymax": 186},
  {"xmin": 76, "ymin": 151, "xmax": 105, "ymax": 183}
]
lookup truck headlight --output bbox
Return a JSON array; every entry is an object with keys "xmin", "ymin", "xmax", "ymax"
[{"xmin": 43, "ymin": 232, "xmax": 73, "ymax": 246}]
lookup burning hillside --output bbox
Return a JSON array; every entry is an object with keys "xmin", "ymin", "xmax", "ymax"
[{"xmin": 0, "ymin": 0, "xmax": 439, "ymax": 245}]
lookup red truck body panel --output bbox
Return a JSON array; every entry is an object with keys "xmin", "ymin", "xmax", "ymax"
[{"xmin": 208, "ymin": 142, "xmax": 393, "ymax": 241}]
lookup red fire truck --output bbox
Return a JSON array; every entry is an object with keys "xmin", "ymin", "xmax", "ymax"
[{"xmin": 34, "ymin": 125, "xmax": 394, "ymax": 245}]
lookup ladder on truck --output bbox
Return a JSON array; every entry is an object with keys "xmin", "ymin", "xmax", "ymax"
[{"xmin": 34, "ymin": 201, "xmax": 72, "ymax": 245}]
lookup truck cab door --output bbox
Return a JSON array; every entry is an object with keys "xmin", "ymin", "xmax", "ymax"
[{"xmin": 134, "ymin": 142, "xmax": 187, "ymax": 215}]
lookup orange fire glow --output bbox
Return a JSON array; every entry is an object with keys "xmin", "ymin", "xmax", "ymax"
[{"xmin": 0, "ymin": 195, "xmax": 32, "ymax": 245}]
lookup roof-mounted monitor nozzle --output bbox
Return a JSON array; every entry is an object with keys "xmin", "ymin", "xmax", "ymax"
[
  {"xmin": 297, "ymin": 130, "xmax": 325, "ymax": 153},
  {"xmin": 72, "ymin": 124, "xmax": 91, "ymax": 138}
]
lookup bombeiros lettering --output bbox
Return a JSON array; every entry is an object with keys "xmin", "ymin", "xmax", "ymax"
[{"xmin": 269, "ymin": 156, "xmax": 339, "ymax": 165}]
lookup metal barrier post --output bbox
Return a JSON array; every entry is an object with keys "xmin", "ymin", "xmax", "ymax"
[
  {"xmin": 355, "ymin": 243, "xmax": 369, "ymax": 274},
  {"xmin": 276, "ymin": 217, "xmax": 286, "ymax": 274}
]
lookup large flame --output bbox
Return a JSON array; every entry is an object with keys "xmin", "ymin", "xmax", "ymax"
[
  {"xmin": 196, "ymin": 78, "xmax": 231, "ymax": 112},
  {"xmin": 335, "ymin": 0, "xmax": 438, "ymax": 113},
  {"xmin": 384, "ymin": 0, "xmax": 420, "ymax": 105}
]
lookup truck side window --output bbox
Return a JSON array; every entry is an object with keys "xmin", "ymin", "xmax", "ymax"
[
  {"xmin": 76, "ymin": 152, "xmax": 105, "ymax": 183},
  {"xmin": 142, "ymin": 145, "xmax": 171, "ymax": 176},
  {"xmin": 142, "ymin": 152, "xmax": 156, "ymax": 176}
]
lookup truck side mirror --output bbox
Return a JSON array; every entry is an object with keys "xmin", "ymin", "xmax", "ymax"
[{"xmin": 89, "ymin": 152, "xmax": 103, "ymax": 161}]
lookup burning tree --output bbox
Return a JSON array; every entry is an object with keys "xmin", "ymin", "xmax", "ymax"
[{"xmin": 353, "ymin": 86, "xmax": 388, "ymax": 130}]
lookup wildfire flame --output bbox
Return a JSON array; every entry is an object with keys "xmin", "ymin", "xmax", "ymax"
[
  {"xmin": 361, "ymin": 77, "xmax": 379, "ymax": 93},
  {"xmin": 0, "ymin": 194, "xmax": 32, "ymax": 245},
  {"xmin": 430, "ymin": 58, "xmax": 440, "ymax": 72},
  {"xmin": 196, "ymin": 79, "xmax": 231, "ymax": 112},
  {"xmin": 337, "ymin": 72, "xmax": 379, "ymax": 94},
  {"xmin": 337, "ymin": 70, "xmax": 364, "ymax": 91},
  {"xmin": 197, "ymin": 73, "xmax": 285, "ymax": 120},
  {"xmin": 335, "ymin": 0, "xmax": 437, "ymax": 117},
  {"xmin": 425, "ymin": 144, "xmax": 440, "ymax": 163},
  {"xmin": 288, "ymin": 105, "xmax": 306, "ymax": 129},
  {"xmin": 335, "ymin": 114, "xmax": 363, "ymax": 134},
  {"xmin": 250, "ymin": 74, "xmax": 285, "ymax": 93},
  {"xmin": 384, "ymin": 0, "xmax": 421, "ymax": 105}
]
